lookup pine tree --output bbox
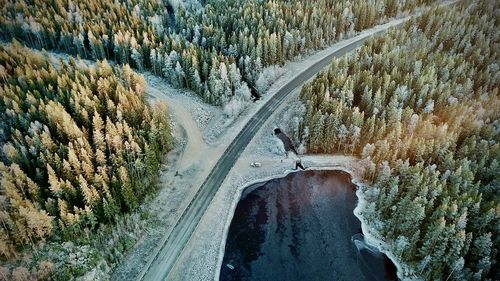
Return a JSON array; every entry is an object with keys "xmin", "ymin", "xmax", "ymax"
[{"xmin": 118, "ymin": 166, "xmax": 137, "ymax": 211}]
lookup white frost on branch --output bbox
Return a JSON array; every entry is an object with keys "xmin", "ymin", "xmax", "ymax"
[
  {"xmin": 223, "ymin": 83, "xmax": 251, "ymax": 118},
  {"xmin": 255, "ymin": 66, "xmax": 285, "ymax": 94},
  {"xmin": 423, "ymin": 99, "xmax": 434, "ymax": 113}
]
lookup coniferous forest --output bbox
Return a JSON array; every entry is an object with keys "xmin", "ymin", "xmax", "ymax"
[
  {"xmin": 295, "ymin": 0, "xmax": 499, "ymax": 279},
  {"xmin": 0, "ymin": 0, "xmax": 498, "ymax": 280},
  {"xmin": 0, "ymin": 0, "xmax": 436, "ymax": 105},
  {"xmin": 0, "ymin": 42, "xmax": 172, "ymax": 279}
]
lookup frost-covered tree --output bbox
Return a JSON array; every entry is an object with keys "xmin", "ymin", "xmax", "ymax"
[
  {"xmin": 293, "ymin": 1, "xmax": 499, "ymax": 279},
  {"xmin": 0, "ymin": 43, "xmax": 172, "ymax": 260},
  {"xmin": 0, "ymin": 0, "xmax": 438, "ymax": 105}
]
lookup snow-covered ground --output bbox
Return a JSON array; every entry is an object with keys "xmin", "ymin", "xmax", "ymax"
[
  {"xmin": 156, "ymin": 67, "xmax": 359, "ymax": 281},
  {"xmin": 166, "ymin": 90, "xmax": 364, "ymax": 280},
  {"xmin": 146, "ymin": 2, "xmax": 459, "ymax": 279},
  {"xmin": 354, "ymin": 187, "xmax": 413, "ymax": 281},
  {"xmin": 0, "ymin": 2, "xmax": 457, "ymax": 279},
  {"xmin": 114, "ymin": 10, "xmax": 431, "ymax": 281},
  {"xmin": 164, "ymin": 90, "xmax": 411, "ymax": 281},
  {"xmin": 113, "ymin": 41, "xmax": 362, "ymax": 278},
  {"xmin": 141, "ymin": 8, "xmax": 418, "ymax": 149}
]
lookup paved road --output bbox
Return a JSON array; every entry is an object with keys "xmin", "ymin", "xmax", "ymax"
[{"xmin": 138, "ymin": 20, "xmax": 405, "ymax": 281}]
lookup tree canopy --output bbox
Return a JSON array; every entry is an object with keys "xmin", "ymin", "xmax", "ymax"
[
  {"xmin": 0, "ymin": 42, "xmax": 172, "ymax": 260},
  {"xmin": 292, "ymin": 1, "xmax": 499, "ymax": 279},
  {"xmin": 0, "ymin": 0, "xmax": 437, "ymax": 105}
]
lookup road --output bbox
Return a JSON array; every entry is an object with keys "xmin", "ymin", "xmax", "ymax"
[
  {"xmin": 137, "ymin": 12, "xmax": 429, "ymax": 281},
  {"xmin": 147, "ymin": 87, "xmax": 210, "ymax": 172}
]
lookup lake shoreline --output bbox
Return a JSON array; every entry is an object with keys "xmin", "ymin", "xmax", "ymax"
[{"xmin": 215, "ymin": 162, "xmax": 402, "ymax": 280}]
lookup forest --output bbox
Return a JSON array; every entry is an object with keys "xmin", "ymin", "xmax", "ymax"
[
  {"xmin": 0, "ymin": 0, "xmax": 497, "ymax": 280},
  {"xmin": 0, "ymin": 0, "xmax": 452, "ymax": 279},
  {"xmin": 0, "ymin": 0, "xmax": 436, "ymax": 107},
  {"xmin": 0, "ymin": 42, "xmax": 171, "ymax": 279},
  {"xmin": 293, "ymin": 0, "xmax": 499, "ymax": 279}
]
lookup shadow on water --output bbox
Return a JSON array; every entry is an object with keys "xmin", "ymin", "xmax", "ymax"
[{"xmin": 220, "ymin": 170, "xmax": 397, "ymax": 281}]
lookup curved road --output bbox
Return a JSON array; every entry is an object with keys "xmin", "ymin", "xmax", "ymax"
[
  {"xmin": 137, "ymin": 12, "xmax": 430, "ymax": 281},
  {"xmin": 147, "ymin": 87, "xmax": 209, "ymax": 172}
]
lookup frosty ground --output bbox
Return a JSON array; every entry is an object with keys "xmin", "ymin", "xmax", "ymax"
[
  {"xmin": 112, "ymin": 28, "xmax": 384, "ymax": 281},
  {"xmin": 112, "ymin": 2, "xmax": 457, "ymax": 280},
  {"xmin": 160, "ymin": 84, "xmax": 407, "ymax": 281},
  {"xmin": 0, "ymin": 4, "xmax": 447, "ymax": 279}
]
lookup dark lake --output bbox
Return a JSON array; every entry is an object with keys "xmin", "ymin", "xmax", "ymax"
[{"xmin": 219, "ymin": 170, "xmax": 397, "ymax": 281}]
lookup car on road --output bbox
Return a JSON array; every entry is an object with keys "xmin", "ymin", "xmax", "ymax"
[{"xmin": 250, "ymin": 162, "xmax": 262, "ymax": 167}]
